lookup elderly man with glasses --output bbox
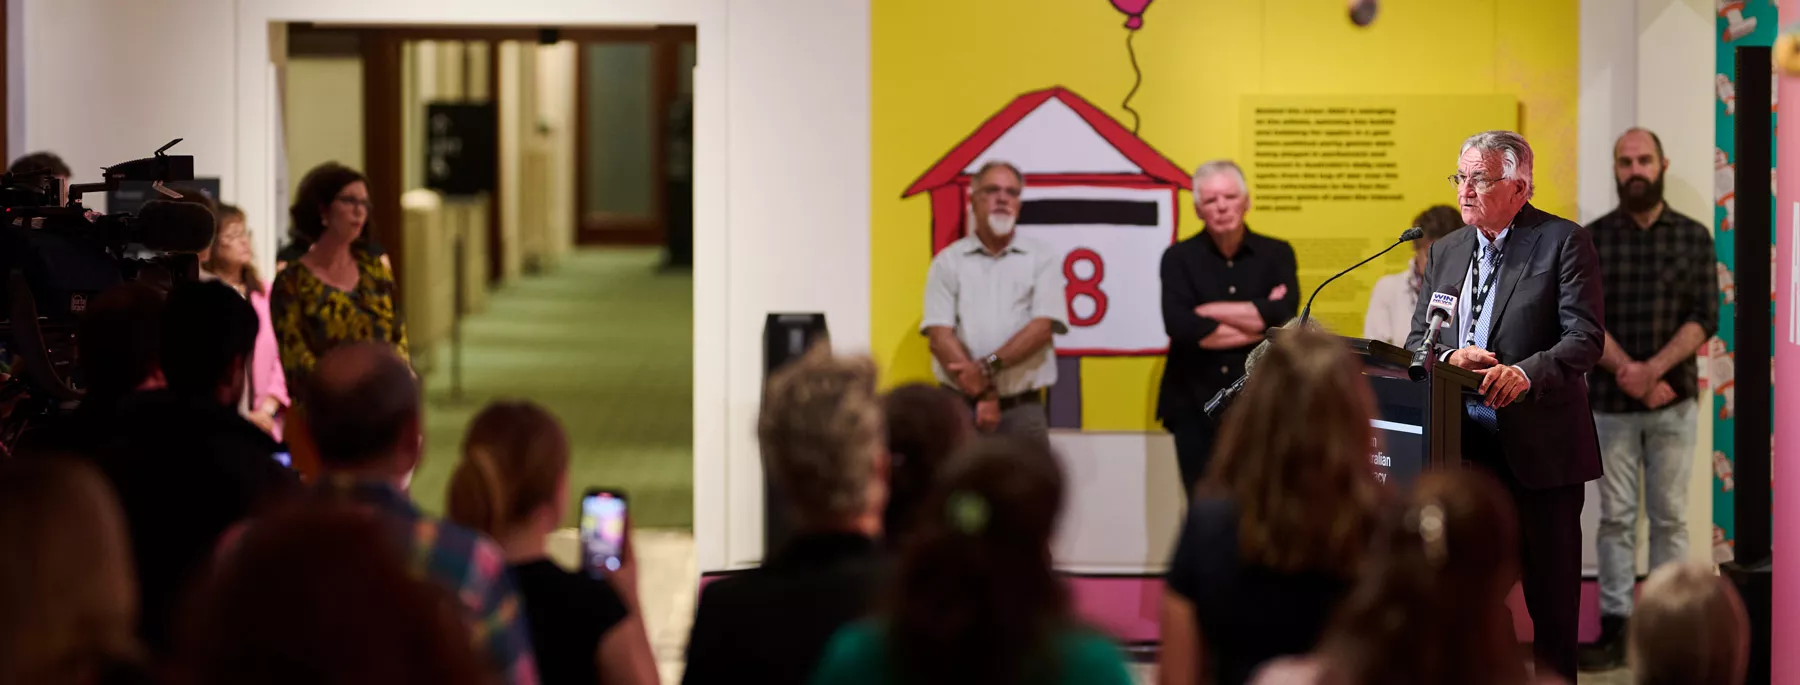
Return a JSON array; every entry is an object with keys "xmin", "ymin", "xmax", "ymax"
[
  {"xmin": 1403, "ymin": 130, "xmax": 1605, "ymax": 682},
  {"xmin": 920, "ymin": 161, "xmax": 1068, "ymax": 441}
]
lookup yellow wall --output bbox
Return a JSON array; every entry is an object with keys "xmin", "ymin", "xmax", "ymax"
[
  {"xmin": 871, "ymin": 0, "xmax": 1579, "ymax": 430},
  {"xmin": 284, "ymin": 56, "xmax": 365, "ymax": 206}
]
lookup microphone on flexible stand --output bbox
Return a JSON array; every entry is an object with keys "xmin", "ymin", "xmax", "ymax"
[
  {"xmin": 1299, "ymin": 226, "xmax": 1424, "ymax": 326},
  {"xmin": 1206, "ymin": 227, "xmax": 1423, "ymax": 419},
  {"xmin": 1408, "ymin": 287, "xmax": 1461, "ymax": 381}
]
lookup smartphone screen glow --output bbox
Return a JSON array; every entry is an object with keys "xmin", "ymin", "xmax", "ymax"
[{"xmin": 580, "ymin": 493, "xmax": 626, "ymax": 578}]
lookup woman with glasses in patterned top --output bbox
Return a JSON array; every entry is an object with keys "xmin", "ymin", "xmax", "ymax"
[{"xmin": 271, "ymin": 162, "xmax": 409, "ymax": 478}]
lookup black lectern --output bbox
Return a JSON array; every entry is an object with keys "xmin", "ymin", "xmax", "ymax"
[{"xmin": 1346, "ymin": 337, "xmax": 1481, "ymax": 486}]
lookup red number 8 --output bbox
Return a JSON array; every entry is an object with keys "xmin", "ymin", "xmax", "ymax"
[{"xmin": 1064, "ymin": 248, "xmax": 1108, "ymax": 327}]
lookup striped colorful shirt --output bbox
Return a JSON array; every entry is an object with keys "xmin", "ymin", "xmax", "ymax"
[{"xmin": 317, "ymin": 476, "xmax": 539, "ymax": 685}]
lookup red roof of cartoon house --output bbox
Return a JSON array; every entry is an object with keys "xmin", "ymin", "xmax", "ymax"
[{"xmin": 903, "ymin": 86, "xmax": 1191, "ymax": 197}]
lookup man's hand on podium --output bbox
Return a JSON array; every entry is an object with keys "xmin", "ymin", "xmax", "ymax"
[
  {"xmin": 1448, "ymin": 345, "xmax": 1499, "ymax": 371},
  {"xmin": 1478, "ymin": 364, "xmax": 1531, "ymax": 408}
]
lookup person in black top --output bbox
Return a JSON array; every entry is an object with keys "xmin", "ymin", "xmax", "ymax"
[
  {"xmin": 445, "ymin": 400, "xmax": 658, "ymax": 685},
  {"xmin": 1158, "ymin": 159, "xmax": 1300, "ymax": 499},
  {"xmin": 1578, "ymin": 128, "xmax": 1719, "ymax": 671},
  {"xmin": 682, "ymin": 347, "xmax": 891, "ymax": 685},
  {"xmin": 1160, "ymin": 328, "xmax": 1382, "ymax": 685},
  {"xmin": 90, "ymin": 281, "xmax": 300, "ymax": 659}
]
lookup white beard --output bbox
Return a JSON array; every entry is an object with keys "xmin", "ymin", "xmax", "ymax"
[{"xmin": 987, "ymin": 213, "xmax": 1016, "ymax": 237}]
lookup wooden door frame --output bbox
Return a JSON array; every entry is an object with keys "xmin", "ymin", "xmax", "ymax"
[
  {"xmin": 573, "ymin": 25, "xmax": 695, "ymax": 246},
  {"xmin": 361, "ymin": 30, "xmax": 405, "ymax": 297}
]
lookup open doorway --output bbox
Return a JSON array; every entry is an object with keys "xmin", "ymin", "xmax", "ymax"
[
  {"xmin": 277, "ymin": 20, "xmax": 697, "ymax": 582},
  {"xmin": 246, "ymin": 6, "xmax": 725, "ymax": 677}
]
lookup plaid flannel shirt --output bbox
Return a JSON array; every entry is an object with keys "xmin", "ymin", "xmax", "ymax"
[
  {"xmin": 1586, "ymin": 207, "xmax": 1719, "ymax": 413},
  {"xmin": 317, "ymin": 476, "xmax": 540, "ymax": 685}
]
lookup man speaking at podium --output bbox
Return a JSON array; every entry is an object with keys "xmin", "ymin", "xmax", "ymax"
[{"xmin": 1403, "ymin": 130, "xmax": 1604, "ymax": 681}]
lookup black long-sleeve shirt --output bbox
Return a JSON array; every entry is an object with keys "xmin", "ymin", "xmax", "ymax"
[{"xmin": 1157, "ymin": 227, "xmax": 1300, "ymax": 424}]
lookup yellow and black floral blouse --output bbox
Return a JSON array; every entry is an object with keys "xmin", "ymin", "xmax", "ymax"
[{"xmin": 270, "ymin": 247, "xmax": 410, "ymax": 388}]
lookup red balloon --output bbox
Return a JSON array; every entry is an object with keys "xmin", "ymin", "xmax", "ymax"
[{"xmin": 1111, "ymin": 0, "xmax": 1152, "ymax": 30}]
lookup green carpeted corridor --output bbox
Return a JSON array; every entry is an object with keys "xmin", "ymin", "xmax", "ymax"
[{"xmin": 407, "ymin": 247, "xmax": 694, "ymax": 530}]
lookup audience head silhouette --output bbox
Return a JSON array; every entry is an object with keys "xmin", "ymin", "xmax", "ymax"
[
  {"xmin": 758, "ymin": 345, "xmax": 888, "ymax": 535},
  {"xmin": 887, "ymin": 434, "xmax": 1069, "ymax": 685},
  {"xmin": 77, "ymin": 282, "xmax": 166, "ymax": 400},
  {"xmin": 1629, "ymin": 561, "xmax": 1750, "ymax": 685},
  {"xmin": 303, "ymin": 342, "xmax": 420, "ymax": 477},
  {"xmin": 183, "ymin": 504, "xmax": 487, "ymax": 685},
  {"xmin": 1311, "ymin": 470, "xmax": 1525, "ymax": 685},
  {"xmin": 1207, "ymin": 325, "xmax": 1382, "ymax": 575},
  {"xmin": 0, "ymin": 458, "xmax": 142, "ymax": 685},
  {"xmin": 160, "ymin": 280, "xmax": 258, "ymax": 404},
  {"xmin": 881, "ymin": 383, "xmax": 971, "ymax": 548},
  {"xmin": 446, "ymin": 400, "xmax": 570, "ymax": 541}
]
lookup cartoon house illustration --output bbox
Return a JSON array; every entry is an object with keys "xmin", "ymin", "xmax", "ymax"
[{"xmin": 902, "ymin": 86, "xmax": 1189, "ymax": 426}]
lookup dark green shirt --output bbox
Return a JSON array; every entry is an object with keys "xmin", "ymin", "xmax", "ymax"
[{"xmin": 808, "ymin": 621, "xmax": 1134, "ymax": 685}]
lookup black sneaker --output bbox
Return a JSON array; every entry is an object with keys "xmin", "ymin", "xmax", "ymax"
[{"xmin": 1578, "ymin": 614, "xmax": 1627, "ymax": 671}]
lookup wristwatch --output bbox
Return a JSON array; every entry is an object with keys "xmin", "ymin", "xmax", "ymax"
[{"xmin": 981, "ymin": 353, "xmax": 1004, "ymax": 376}]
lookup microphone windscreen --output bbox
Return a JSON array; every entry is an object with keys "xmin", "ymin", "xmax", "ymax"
[
  {"xmin": 134, "ymin": 199, "xmax": 216, "ymax": 252},
  {"xmin": 1427, "ymin": 291, "xmax": 1458, "ymax": 313},
  {"xmin": 1399, "ymin": 226, "xmax": 1425, "ymax": 242}
]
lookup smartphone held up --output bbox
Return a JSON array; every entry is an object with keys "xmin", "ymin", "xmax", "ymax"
[{"xmin": 579, "ymin": 488, "xmax": 628, "ymax": 580}]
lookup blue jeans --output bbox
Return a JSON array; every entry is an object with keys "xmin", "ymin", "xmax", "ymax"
[{"xmin": 1593, "ymin": 400, "xmax": 1697, "ymax": 617}]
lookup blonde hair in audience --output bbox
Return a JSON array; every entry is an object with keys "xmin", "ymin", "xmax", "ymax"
[
  {"xmin": 447, "ymin": 400, "xmax": 571, "ymax": 538},
  {"xmin": 1204, "ymin": 326, "xmax": 1382, "ymax": 576},
  {"xmin": 0, "ymin": 459, "xmax": 142, "ymax": 685},
  {"xmin": 1629, "ymin": 561, "xmax": 1749, "ymax": 685},
  {"xmin": 758, "ymin": 345, "xmax": 885, "ymax": 529}
]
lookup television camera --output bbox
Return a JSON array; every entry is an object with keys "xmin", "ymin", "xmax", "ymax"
[{"xmin": 0, "ymin": 139, "xmax": 215, "ymax": 454}]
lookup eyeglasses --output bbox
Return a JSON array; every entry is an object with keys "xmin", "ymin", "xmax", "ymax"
[
  {"xmin": 1447, "ymin": 173, "xmax": 1510, "ymax": 194},
  {"xmin": 974, "ymin": 184, "xmax": 1022, "ymax": 199},
  {"xmin": 334, "ymin": 195, "xmax": 373, "ymax": 209}
]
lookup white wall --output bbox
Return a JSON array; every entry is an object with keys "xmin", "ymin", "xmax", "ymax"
[
  {"xmin": 1578, "ymin": 0, "xmax": 1718, "ymax": 572},
  {"xmin": 9, "ymin": 0, "xmax": 239, "ymax": 211}
]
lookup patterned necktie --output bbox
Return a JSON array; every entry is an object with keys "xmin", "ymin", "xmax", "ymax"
[{"xmin": 1465, "ymin": 243, "xmax": 1502, "ymax": 431}]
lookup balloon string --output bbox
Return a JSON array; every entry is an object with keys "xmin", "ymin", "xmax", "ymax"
[{"xmin": 1123, "ymin": 29, "xmax": 1144, "ymax": 135}]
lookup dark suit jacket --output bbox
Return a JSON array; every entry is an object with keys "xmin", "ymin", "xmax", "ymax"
[
  {"xmin": 682, "ymin": 532, "xmax": 887, "ymax": 685},
  {"xmin": 1404, "ymin": 203, "xmax": 1605, "ymax": 489},
  {"xmin": 1157, "ymin": 229, "xmax": 1300, "ymax": 425}
]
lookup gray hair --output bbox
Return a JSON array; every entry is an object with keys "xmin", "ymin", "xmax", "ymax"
[
  {"xmin": 1460, "ymin": 130, "xmax": 1534, "ymax": 199},
  {"xmin": 1192, "ymin": 159, "xmax": 1248, "ymax": 198},
  {"xmin": 969, "ymin": 160, "xmax": 1025, "ymax": 190},
  {"xmin": 758, "ymin": 346, "xmax": 885, "ymax": 529}
]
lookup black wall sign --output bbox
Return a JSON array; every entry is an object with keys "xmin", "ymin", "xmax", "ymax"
[{"xmin": 425, "ymin": 102, "xmax": 498, "ymax": 197}]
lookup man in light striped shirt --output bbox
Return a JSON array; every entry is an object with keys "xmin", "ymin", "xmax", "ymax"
[{"xmin": 920, "ymin": 161, "xmax": 1068, "ymax": 441}]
